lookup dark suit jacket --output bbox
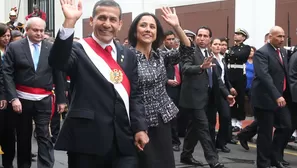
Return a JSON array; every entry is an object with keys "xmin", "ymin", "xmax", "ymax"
[
  {"xmin": 3, "ymin": 38, "xmax": 66, "ymax": 105},
  {"xmin": 0, "ymin": 58, "xmax": 5, "ymax": 100},
  {"xmin": 289, "ymin": 51, "xmax": 297, "ymax": 103},
  {"xmin": 213, "ymin": 56, "xmax": 233, "ymax": 105},
  {"xmin": 213, "ymin": 56, "xmax": 233, "ymax": 90},
  {"xmin": 179, "ymin": 47, "xmax": 229, "ymax": 110},
  {"xmin": 166, "ymin": 63, "xmax": 181, "ymax": 104},
  {"xmin": 252, "ymin": 43, "xmax": 289, "ymax": 110},
  {"xmin": 164, "ymin": 47, "xmax": 182, "ymax": 105},
  {"xmin": 48, "ymin": 32, "xmax": 147, "ymax": 156}
]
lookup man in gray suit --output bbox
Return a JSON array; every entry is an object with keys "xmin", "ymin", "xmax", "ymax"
[
  {"xmin": 3, "ymin": 17, "xmax": 67, "ymax": 168},
  {"xmin": 179, "ymin": 26, "xmax": 235, "ymax": 168}
]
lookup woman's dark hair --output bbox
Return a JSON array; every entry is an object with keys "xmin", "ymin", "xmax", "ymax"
[
  {"xmin": 250, "ymin": 46, "xmax": 256, "ymax": 52},
  {"xmin": 210, "ymin": 38, "xmax": 221, "ymax": 45},
  {"xmin": 128, "ymin": 12, "xmax": 164, "ymax": 50},
  {"xmin": 0, "ymin": 23, "xmax": 10, "ymax": 37}
]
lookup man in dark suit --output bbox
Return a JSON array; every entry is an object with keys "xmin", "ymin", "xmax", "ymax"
[
  {"xmin": 48, "ymin": 1, "xmax": 148, "ymax": 168},
  {"xmin": 252, "ymin": 26, "xmax": 292, "ymax": 168},
  {"xmin": 163, "ymin": 30, "xmax": 182, "ymax": 151},
  {"xmin": 3, "ymin": 17, "xmax": 67, "ymax": 168},
  {"xmin": 289, "ymin": 48, "xmax": 297, "ymax": 130},
  {"xmin": 179, "ymin": 26, "xmax": 235, "ymax": 168}
]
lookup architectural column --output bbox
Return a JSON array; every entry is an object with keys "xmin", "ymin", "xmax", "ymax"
[{"xmin": 235, "ymin": 0, "xmax": 275, "ymax": 48}]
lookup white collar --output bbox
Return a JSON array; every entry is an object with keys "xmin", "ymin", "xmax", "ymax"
[
  {"xmin": 27, "ymin": 37, "xmax": 42, "ymax": 46},
  {"xmin": 199, "ymin": 47, "xmax": 207, "ymax": 52},
  {"xmin": 91, "ymin": 33, "xmax": 116, "ymax": 52},
  {"xmin": 269, "ymin": 43, "xmax": 279, "ymax": 51}
]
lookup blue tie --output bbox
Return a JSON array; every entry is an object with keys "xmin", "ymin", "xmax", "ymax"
[
  {"xmin": 32, "ymin": 43, "xmax": 40, "ymax": 70},
  {"xmin": 204, "ymin": 50, "xmax": 213, "ymax": 88}
]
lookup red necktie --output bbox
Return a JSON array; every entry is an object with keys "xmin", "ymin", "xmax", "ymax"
[
  {"xmin": 277, "ymin": 49, "xmax": 286, "ymax": 91},
  {"xmin": 174, "ymin": 64, "xmax": 181, "ymax": 84},
  {"xmin": 105, "ymin": 45, "xmax": 113, "ymax": 57}
]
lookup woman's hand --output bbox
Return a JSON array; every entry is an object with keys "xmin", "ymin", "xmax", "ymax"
[{"xmin": 161, "ymin": 7, "xmax": 180, "ymax": 28}]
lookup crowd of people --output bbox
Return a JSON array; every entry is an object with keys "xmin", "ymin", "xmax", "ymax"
[{"xmin": 0, "ymin": 0, "xmax": 297, "ymax": 168}]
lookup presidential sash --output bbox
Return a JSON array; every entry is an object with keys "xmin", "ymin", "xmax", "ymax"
[{"xmin": 78, "ymin": 38, "xmax": 131, "ymax": 120}]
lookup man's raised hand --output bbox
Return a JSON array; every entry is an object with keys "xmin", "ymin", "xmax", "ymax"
[{"xmin": 60, "ymin": 0, "xmax": 83, "ymax": 27}]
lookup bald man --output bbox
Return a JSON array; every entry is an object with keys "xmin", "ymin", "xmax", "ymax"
[
  {"xmin": 3, "ymin": 17, "xmax": 67, "ymax": 168},
  {"xmin": 252, "ymin": 26, "xmax": 292, "ymax": 168}
]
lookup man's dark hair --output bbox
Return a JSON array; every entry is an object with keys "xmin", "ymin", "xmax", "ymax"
[
  {"xmin": 196, "ymin": 26, "xmax": 212, "ymax": 38},
  {"xmin": 11, "ymin": 30, "xmax": 23, "ymax": 39},
  {"xmin": 44, "ymin": 31, "xmax": 52, "ymax": 37},
  {"xmin": 163, "ymin": 30, "xmax": 175, "ymax": 38},
  {"xmin": 128, "ymin": 12, "xmax": 164, "ymax": 51},
  {"xmin": 265, "ymin": 33, "xmax": 269, "ymax": 38},
  {"xmin": 92, "ymin": 0, "xmax": 122, "ymax": 19}
]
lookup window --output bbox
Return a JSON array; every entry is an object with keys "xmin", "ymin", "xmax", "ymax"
[{"xmin": 27, "ymin": 0, "xmax": 55, "ymax": 37}]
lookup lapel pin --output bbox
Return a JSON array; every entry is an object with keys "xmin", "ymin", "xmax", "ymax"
[{"xmin": 121, "ymin": 55, "xmax": 124, "ymax": 62}]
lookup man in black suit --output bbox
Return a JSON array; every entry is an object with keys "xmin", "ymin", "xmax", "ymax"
[
  {"xmin": 163, "ymin": 30, "xmax": 182, "ymax": 151},
  {"xmin": 289, "ymin": 47, "xmax": 297, "ymax": 132},
  {"xmin": 252, "ymin": 26, "xmax": 292, "ymax": 168},
  {"xmin": 49, "ymin": 1, "xmax": 148, "ymax": 168},
  {"xmin": 179, "ymin": 26, "xmax": 235, "ymax": 168},
  {"xmin": 3, "ymin": 17, "xmax": 67, "ymax": 168}
]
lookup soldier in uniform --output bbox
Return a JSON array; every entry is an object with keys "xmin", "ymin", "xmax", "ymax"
[
  {"xmin": 6, "ymin": 10, "xmax": 24, "ymax": 33},
  {"xmin": 225, "ymin": 28, "xmax": 251, "ymax": 132}
]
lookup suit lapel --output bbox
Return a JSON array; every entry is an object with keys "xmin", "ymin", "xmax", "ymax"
[
  {"xmin": 281, "ymin": 48, "xmax": 289, "ymax": 74},
  {"xmin": 195, "ymin": 47, "xmax": 204, "ymax": 61},
  {"xmin": 22, "ymin": 39, "xmax": 34, "ymax": 68},
  {"xmin": 268, "ymin": 44, "xmax": 284, "ymax": 68},
  {"xmin": 114, "ymin": 41, "xmax": 125, "ymax": 67},
  {"xmin": 36, "ymin": 41, "xmax": 49, "ymax": 72}
]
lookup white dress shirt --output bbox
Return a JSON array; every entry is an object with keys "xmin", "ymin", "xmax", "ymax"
[
  {"xmin": 199, "ymin": 47, "xmax": 208, "ymax": 57},
  {"xmin": 27, "ymin": 37, "xmax": 42, "ymax": 59},
  {"xmin": 214, "ymin": 53, "xmax": 225, "ymax": 83}
]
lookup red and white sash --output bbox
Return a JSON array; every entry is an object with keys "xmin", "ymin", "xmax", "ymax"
[
  {"xmin": 16, "ymin": 84, "xmax": 56, "ymax": 117},
  {"xmin": 16, "ymin": 84, "xmax": 52, "ymax": 101},
  {"xmin": 78, "ymin": 38, "xmax": 131, "ymax": 120},
  {"xmin": 66, "ymin": 76, "xmax": 71, "ymax": 83}
]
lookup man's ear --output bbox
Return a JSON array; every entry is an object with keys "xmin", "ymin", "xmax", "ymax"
[
  {"xmin": 89, "ymin": 16, "xmax": 93, "ymax": 27},
  {"xmin": 117, "ymin": 20, "xmax": 123, "ymax": 32}
]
